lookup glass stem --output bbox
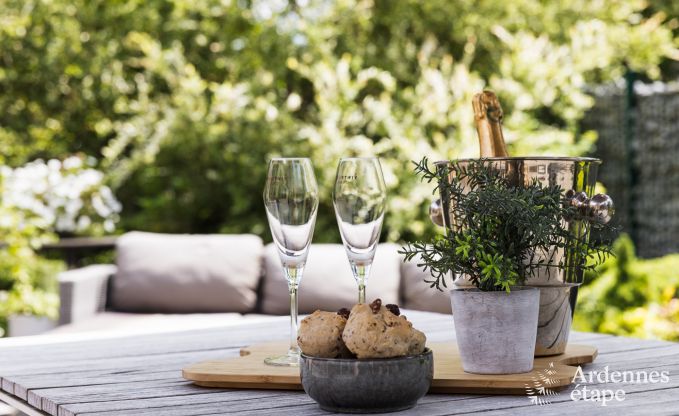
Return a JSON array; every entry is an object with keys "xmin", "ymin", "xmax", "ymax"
[
  {"xmin": 358, "ymin": 281, "xmax": 366, "ymax": 304},
  {"xmin": 351, "ymin": 262, "xmax": 371, "ymax": 304},
  {"xmin": 285, "ymin": 265, "xmax": 302, "ymax": 356}
]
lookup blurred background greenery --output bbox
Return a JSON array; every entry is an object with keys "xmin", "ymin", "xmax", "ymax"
[{"xmin": 0, "ymin": 0, "xmax": 678, "ymax": 340}]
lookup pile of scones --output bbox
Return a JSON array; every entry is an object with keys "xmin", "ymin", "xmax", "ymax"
[{"xmin": 297, "ymin": 298, "xmax": 427, "ymax": 359}]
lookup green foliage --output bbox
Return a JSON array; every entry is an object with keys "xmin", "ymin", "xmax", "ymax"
[
  {"xmin": 0, "ymin": 283, "xmax": 61, "ymax": 321},
  {"xmin": 0, "ymin": 173, "xmax": 65, "ymax": 336},
  {"xmin": 0, "ymin": 0, "xmax": 677, "ymax": 241},
  {"xmin": 574, "ymin": 235, "xmax": 679, "ymax": 341},
  {"xmin": 400, "ymin": 158, "xmax": 614, "ymax": 292},
  {"xmin": 0, "ymin": 240, "xmax": 64, "ymax": 336}
]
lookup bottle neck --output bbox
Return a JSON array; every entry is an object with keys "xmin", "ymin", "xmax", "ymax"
[{"xmin": 473, "ymin": 91, "xmax": 509, "ymax": 158}]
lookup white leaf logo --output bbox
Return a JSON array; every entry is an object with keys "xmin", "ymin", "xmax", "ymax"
[{"xmin": 524, "ymin": 362, "xmax": 561, "ymax": 406}]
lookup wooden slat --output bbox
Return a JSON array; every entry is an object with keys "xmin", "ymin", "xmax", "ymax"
[
  {"xmin": 1, "ymin": 347, "xmax": 242, "ymax": 379},
  {"xmin": 36, "ymin": 380, "xmax": 191, "ymax": 416},
  {"xmin": 6, "ymin": 349, "xmax": 242, "ymax": 400},
  {"xmin": 0, "ymin": 390, "xmax": 47, "ymax": 416},
  {"xmin": 0, "ymin": 327, "xmax": 275, "ymax": 368},
  {"xmin": 59, "ymin": 391, "xmax": 290, "ymax": 416},
  {"xmin": 19, "ymin": 370, "xmax": 176, "ymax": 404},
  {"xmin": 60, "ymin": 382, "xmax": 486, "ymax": 416},
  {"xmin": 1, "ymin": 379, "xmax": 13, "ymax": 394},
  {"xmin": 74, "ymin": 393, "xmax": 313, "ymax": 416},
  {"xmin": 446, "ymin": 386, "xmax": 679, "ymax": 416}
]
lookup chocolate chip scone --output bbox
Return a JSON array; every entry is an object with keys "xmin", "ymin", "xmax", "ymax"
[
  {"xmin": 297, "ymin": 309, "xmax": 352, "ymax": 358},
  {"xmin": 342, "ymin": 299, "xmax": 426, "ymax": 359}
]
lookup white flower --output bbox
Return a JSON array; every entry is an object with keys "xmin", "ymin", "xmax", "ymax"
[
  {"xmin": 55, "ymin": 216, "xmax": 76, "ymax": 233},
  {"xmin": 1, "ymin": 157, "xmax": 122, "ymax": 234},
  {"xmin": 286, "ymin": 93, "xmax": 302, "ymax": 111},
  {"xmin": 252, "ymin": 0, "xmax": 287, "ymax": 21},
  {"xmin": 62, "ymin": 156, "xmax": 83, "ymax": 170},
  {"xmin": 265, "ymin": 105, "xmax": 278, "ymax": 121},
  {"xmin": 76, "ymin": 216, "xmax": 92, "ymax": 231},
  {"xmin": 47, "ymin": 159, "xmax": 61, "ymax": 171},
  {"xmin": 103, "ymin": 219, "xmax": 115, "ymax": 233},
  {"xmin": 91, "ymin": 194, "xmax": 111, "ymax": 218},
  {"xmin": 99, "ymin": 186, "xmax": 122, "ymax": 213}
]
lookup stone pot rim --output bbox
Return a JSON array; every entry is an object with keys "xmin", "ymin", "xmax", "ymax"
[
  {"xmin": 7, "ymin": 313, "xmax": 55, "ymax": 319},
  {"xmin": 450, "ymin": 286, "xmax": 539, "ymax": 295},
  {"xmin": 524, "ymin": 282, "xmax": 581, "ymax": 288}
]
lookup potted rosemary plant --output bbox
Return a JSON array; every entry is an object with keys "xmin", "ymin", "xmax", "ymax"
[{"xmin": 401, "ymin": 158, "xmax": 612, "ymax": 374}]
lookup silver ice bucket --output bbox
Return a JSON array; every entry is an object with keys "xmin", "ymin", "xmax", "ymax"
[{"xmin": 429, "ymin": 157, "xmax": 614, "ymax": 356}]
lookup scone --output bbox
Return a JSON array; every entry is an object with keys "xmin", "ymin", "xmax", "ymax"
[
  {"xmin": 342, "ymin": 299, "xmax": 426, "ymax": 359},
  {"xmin": 297, "ymin": 309, "xmax": 351, "ymax": 358}
]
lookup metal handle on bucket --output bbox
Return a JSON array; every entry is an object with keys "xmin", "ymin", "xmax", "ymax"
[
  {"xmin": 565, "ymin": 190, "xmax": 615, "ymax": 224},
  {"xmin": 429, "ymin": 198, "xmax": 444, "ymax": 227}
]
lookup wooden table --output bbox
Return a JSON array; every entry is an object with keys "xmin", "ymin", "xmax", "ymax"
[{"xmin": 1, "ymin": 311, "xmax": 678, "ymax": 415}]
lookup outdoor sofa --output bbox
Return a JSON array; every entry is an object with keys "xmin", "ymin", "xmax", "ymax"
[{"xmin": 54, "ymin": 232, "xmax": 450, "ymax": 335}]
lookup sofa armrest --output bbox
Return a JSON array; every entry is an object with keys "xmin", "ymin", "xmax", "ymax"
[{"xmin": 58, "ymin": 265, "xmax": 117, "ymax": 325}]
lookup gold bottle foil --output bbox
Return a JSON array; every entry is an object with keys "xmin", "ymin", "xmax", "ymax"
[{"xmin": 472, "ymin": 91, "xmax": 509, "ymax": 157}]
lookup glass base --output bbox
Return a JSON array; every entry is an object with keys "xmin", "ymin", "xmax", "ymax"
[{"xmin": 264, "ymin": 352, "xmax": 300, "ymax": 367}]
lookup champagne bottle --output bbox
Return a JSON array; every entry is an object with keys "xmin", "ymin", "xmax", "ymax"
[{"xmin": 472, "ymin": 90, "xmax": 509, "ymax": 157}]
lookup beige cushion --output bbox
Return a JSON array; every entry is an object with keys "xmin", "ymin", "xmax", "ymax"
[
  {"xmin": 110, "ymin": 232, "xmax": 263, "ymax": 313},
  {"xmin": 400, "ymin": 254, "xmax": 452, "ymax": 314},
  {"xmin": 261, "ymin": 243, "xmax": 401, "ymax": 314}
]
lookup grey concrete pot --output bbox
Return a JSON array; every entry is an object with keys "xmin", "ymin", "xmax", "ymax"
[
  {"xmin": 453, "ymin": 280, "xmax": 577, "ymax": 356},
  {"xmin": 450, "ymin": 287, "xmax": 539, "ymax": 374},
  {"xmin": 8, "ymin": 314, "xmax": 56, "ymax": 337}
]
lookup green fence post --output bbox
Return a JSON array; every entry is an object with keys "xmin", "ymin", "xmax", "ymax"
[{"xmin": 624, "ymin": 66, "xmax": 638, "ymax": 244}]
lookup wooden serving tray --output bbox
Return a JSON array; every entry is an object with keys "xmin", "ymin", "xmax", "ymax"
[{"xmin": 182, "ymin": 341, "xmax": 596, "ymax": 395}]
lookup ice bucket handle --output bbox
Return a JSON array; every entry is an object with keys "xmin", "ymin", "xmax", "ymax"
[
  {"xmin": 429, "ymin": 198, "xmax": 444, "ymax": 227},
  {"xmin": 565, "ymin": 190, "xmax": 615, "ymax": 224}
]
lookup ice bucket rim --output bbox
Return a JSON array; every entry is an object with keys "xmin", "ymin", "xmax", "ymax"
[{"xmin": 434, "ymin": 156, "xmax": 601, "ymax": 165}]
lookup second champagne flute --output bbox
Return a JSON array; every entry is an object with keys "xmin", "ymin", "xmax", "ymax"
[{"xmin": 333, "ymin": 157, "xmax": 387, "ymax": 304}]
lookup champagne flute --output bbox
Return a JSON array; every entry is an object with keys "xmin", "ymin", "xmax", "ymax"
[
  {"xmin": 333, "ymin": 157, "xmax": 387, "ymax": 304},
  {"xmin": 263, "ymin": 158, "xmax": 319, "ymax": 366}
]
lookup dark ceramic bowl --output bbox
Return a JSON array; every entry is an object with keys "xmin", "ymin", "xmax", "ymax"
[{"xmin": 300, "ymin": 349, "xmax": 433, "ymax": 414}]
